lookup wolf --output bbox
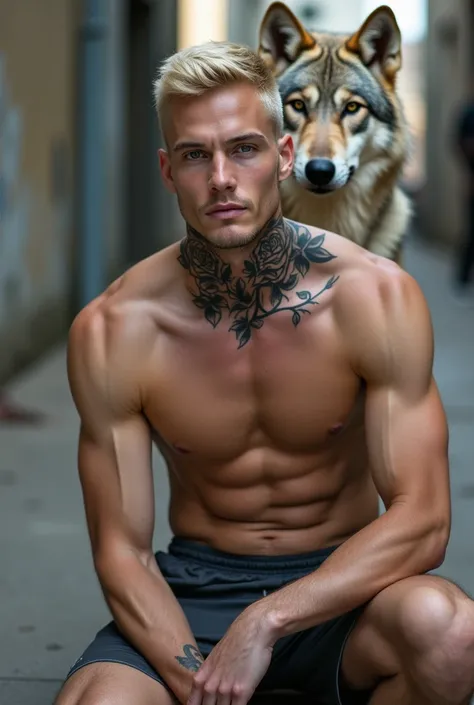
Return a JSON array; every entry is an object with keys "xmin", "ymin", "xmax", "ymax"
[{"xmin": 258, "ymin": 2, "xmax": 412, "ymax": 261}]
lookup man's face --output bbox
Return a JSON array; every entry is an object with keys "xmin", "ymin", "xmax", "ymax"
[{"xmin": 159, "ymin": 82, "xmax": 294, "ymax": 249}]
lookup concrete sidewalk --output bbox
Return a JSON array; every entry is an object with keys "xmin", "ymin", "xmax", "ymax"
[{"xmin": 1, "ymin": 234, "xmax": 474, "ymax": 704}]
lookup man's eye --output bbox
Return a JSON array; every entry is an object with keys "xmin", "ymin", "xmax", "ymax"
[
  {"xmin": 236, "ymin": 144, "xmax": 255, "ymax": 154},
  {"xmin": 185, "ymin": 150, "xmax": 205, "ymax": 160}
]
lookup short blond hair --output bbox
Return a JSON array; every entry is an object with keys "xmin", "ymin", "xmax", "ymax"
[{"xmin": 153, "ymin": 41, "xmax": 283, "ymax": 139}]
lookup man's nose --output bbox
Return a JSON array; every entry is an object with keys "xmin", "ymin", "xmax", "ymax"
[{"xmin": 209, "ymin": 155, "xmax": 236, "ymax": 191}]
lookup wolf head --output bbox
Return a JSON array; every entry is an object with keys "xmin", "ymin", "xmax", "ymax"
[{"xmin": 259, "ymin": 3, "xmax": 408, "ymax": 196}]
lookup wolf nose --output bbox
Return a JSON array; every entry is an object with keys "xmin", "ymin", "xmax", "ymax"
[{"xmin": 305, "ymin": 159, "xmax": 336, "ymax": 187}]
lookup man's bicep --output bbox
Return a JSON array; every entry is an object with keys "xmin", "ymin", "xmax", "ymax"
[
  {"xmin": 68, "ymin": 308, "xmax": 155, "ymax": 565},
  {"xmin": 359, "ymin": 271, "xmax": 450, "ymax": 520},
  {"xmin": 365, "ymin": 378, "xmax": 449, "ymax": 514},
  {"xmin": 78, "ymin": 416, "xmax": 155, "ymax": 562}
]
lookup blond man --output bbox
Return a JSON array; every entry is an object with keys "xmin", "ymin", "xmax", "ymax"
[{"xmin": 55, "ymin": 41, "xmax": 474, "ymax": 705}]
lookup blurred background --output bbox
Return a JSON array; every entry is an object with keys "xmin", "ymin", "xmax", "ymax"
[
  {"xmin": 0, "ymin": 1, "xmax": 473, "ymax": 704},
  {"xmin": 0, "ymin": 0, "xmax": 473, "ymax": 380}
]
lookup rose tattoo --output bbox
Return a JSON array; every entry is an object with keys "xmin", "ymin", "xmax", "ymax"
[{"xmin": 178, "ymin": 217, "xmax": 339, "ymax": 349}]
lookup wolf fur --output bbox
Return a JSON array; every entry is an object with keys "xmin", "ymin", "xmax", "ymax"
[{"xmin": 258, "ymin": 3, "xmax": 412, "ymax": 261}]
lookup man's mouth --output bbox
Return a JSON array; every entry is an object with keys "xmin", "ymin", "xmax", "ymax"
[{"xmin": 206, "ymin": 204, "xmax": 247, "ymax": 219}]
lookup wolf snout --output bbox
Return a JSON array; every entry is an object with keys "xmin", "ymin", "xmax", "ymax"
[{"xmin": 305, "ymin": 159, "xmax": 336, "ymax": 187}]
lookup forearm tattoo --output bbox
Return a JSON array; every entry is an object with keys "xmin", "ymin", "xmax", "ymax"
[
  {"xmin": 178, "ymin": 216, "xmax": 339, "ymax": 349},
  {"xmin": 175, "ymin": 643, "xmax": 204, "ymax": 671}
]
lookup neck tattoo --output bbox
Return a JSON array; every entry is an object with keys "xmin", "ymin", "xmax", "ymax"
[{"xmin": 178, "ymin": 216, "xmax": 339, "ymax": 349}]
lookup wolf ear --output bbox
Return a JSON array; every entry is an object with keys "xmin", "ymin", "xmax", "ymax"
[
  {"xmin": 259, "ymin": 1, "xmax": 316, "ymax": 75},
  {"xmin": 346, "ymin": 5, "xmax": 402, "ymax": 83}
]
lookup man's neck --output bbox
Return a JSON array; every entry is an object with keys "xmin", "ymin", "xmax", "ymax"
[
  {"xmin": 177, "ymin": 216, "xmax": 339, "ymax": 349},
  {"xmin": 183, "ymin": 213, "xmax": 290, "ymax": 269}
]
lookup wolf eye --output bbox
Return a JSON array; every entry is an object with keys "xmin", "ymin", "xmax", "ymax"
[
  {"xmin": 345, "ymin": 101, "xmax": 362, "ymax": 115},
  {"xmin": 289, "ymin": 99, "xmax": 306, "ymax": 114}
]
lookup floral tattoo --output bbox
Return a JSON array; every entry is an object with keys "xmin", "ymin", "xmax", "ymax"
[{"xmin": 178, "ymin": 217, "xmax": 339, "ymax": 349}]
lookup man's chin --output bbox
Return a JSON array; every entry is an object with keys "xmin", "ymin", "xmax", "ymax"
[{"xmin": 203, "ymin": 225, "xmax": 260, "ymax": 250}]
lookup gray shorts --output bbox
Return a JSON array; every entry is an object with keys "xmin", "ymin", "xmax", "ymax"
[{"xmin": 66, "ymin": 538, "xmax": 371, "ymax": 704}]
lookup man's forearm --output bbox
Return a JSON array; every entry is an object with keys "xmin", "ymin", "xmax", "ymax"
[
  {"xmin": 97, "ymin": 552, "xmax": 201, "ymax": 703},
  {"xmin": 260, "ymin": 505, "xmax": 449, "ymax": 641}
]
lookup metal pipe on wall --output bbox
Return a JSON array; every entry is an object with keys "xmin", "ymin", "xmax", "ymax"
[{"xmin": 78, "ymin": 0, "xmax": 108, "ymax": 309}]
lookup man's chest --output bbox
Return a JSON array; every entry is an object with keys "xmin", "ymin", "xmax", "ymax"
[{"xmin": 144, "ymin": 316, "xmax": 364, "ymax": 459}]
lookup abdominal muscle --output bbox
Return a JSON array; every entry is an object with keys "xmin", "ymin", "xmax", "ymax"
[{"xmin": 163, "ymin": 432, "xmax": 380, "ymax": 556}]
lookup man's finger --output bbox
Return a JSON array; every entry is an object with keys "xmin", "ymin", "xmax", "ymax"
[
  {"xmin": 216, "ymin": 684, "xmax": 232, "ymax": 705},
  {"xmin": 230, "ymin": 684, "xmax": 253, "ymax": 705},
  {"xmin": 202, "ymin": 682, "xmax": 219, "ymax": 705},
  {"xmin": 187, "ymin": 681, "xmax": 204, "ymax": 705}
]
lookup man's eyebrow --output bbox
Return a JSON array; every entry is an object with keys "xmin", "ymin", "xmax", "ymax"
[
  {"xmin": 226, "ymin": 132, "xmax": 268, "ymax": 145},
  {"xmin": 172, "ymin": 132, "xmax": 268, "ymax": 152}
]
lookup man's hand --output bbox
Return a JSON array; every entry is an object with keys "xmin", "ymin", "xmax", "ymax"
[{"xmin": 187, "ymin": 604, "xmax": 277, "ymax": 705}]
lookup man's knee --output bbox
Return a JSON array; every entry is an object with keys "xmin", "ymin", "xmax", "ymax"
[
  {"xmin": 54, "ymin": 663, "xmax": 174, "ymax": 705},
  {"xmin": 394, "ymin": 578, "xmax": 474, "ymax": 655},
  {"xmin": 396, "ymin": 580, "xmax": 457, "ymax": 645},
  {"xmin": 390, "ymin": 577, "xmax": 474, "ymax": 699},
  {"xmin": 54, "ymin": 666, "xmax": 106, "ymax": 705},
  {"xmin": 57, "ymin": 688, "xmax": 109, "ymax": 705}
]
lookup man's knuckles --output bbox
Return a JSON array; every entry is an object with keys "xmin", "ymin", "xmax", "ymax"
[
  {"xmin": 230, "ymin": 683, "xmax": 252, "ymax": 699},
  {"xmin": 194, "ymin": 678, "xmax": 250, "ymax": 699},
  {"xmin": 192, "ymin": 671, "xmax": 208, "ymax": 687}
]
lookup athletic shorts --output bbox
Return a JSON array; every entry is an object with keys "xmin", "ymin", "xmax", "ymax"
[{"xmin": 66, "ymin": 537, "xmax": 372, "ymax": 704}]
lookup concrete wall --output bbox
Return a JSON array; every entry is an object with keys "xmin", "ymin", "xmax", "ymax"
[
  {"xmin": 0, "ymin": 0, "xmax": 143, "ymax": 382},
  {"xmin": 421, "ymin": 0, "xmax": 472, "ymax": 246},
  {"xmin": 0, "ymin": 0, "xmax": 80, "ymax": 383}
]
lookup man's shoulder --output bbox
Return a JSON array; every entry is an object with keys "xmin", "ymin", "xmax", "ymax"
[
  {"xmin": 340, "ymin": 252, "xmax": 411, "ymax": 304},
  {"xmin": 69, "ymin": 276, "xmax": 152, "ymax": 355},
  {"xmin": 332, "ymin": 248, "xmax": 432, "ymax": 378},
  {"xmin": 322, "ymin": 232, "xmax": 418, "ymax": 312},
  {"xmin": 69, "ymin": 244, "xmax": 181, "ymax": 363},
  {"xmin": 285, "ymin": 218, "xmax": 423, "ymax": 316}
]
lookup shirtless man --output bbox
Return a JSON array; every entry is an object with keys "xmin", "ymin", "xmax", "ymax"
[{"xmin": 56, "ymin": 41, "xmax": 474, "ymax": 705}]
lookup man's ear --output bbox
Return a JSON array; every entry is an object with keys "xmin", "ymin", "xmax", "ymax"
[
  {"xmin": 258, "ymin": 1, "xmax": 316, "ymax": 76},
  {"xmin": 345, "ymin": 5, "xmax": 402, "ymax": 84},
  {"xmin": 158, "ymin": 149, "xmax": 176, "ymax": 194},
  {"xmin": 278, "ymin": 133, "xmax": 294, "ymax": 182}
]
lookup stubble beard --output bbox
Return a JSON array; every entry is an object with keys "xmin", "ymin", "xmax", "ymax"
[{"xmin": 204, "ymin": 224, "xmax": 264, "ymax": 251}]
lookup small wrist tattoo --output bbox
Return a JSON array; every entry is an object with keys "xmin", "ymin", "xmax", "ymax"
[{"xmin": 175, "ymin": 643, "xmax": 204, "ymax": 672}]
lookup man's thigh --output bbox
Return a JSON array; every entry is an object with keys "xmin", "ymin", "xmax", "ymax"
[
  {"xmin": 341, "ymin": 574, "xmax": 474, "ymax": 692},
  {"xmin": 265, "ymin": 608, "xmax": 366, "ymax": 703}
]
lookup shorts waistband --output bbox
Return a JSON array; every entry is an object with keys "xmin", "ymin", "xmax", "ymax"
[{"xmin": 167, "ymin": 536, "xmax": 340, "ymax": 573}]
